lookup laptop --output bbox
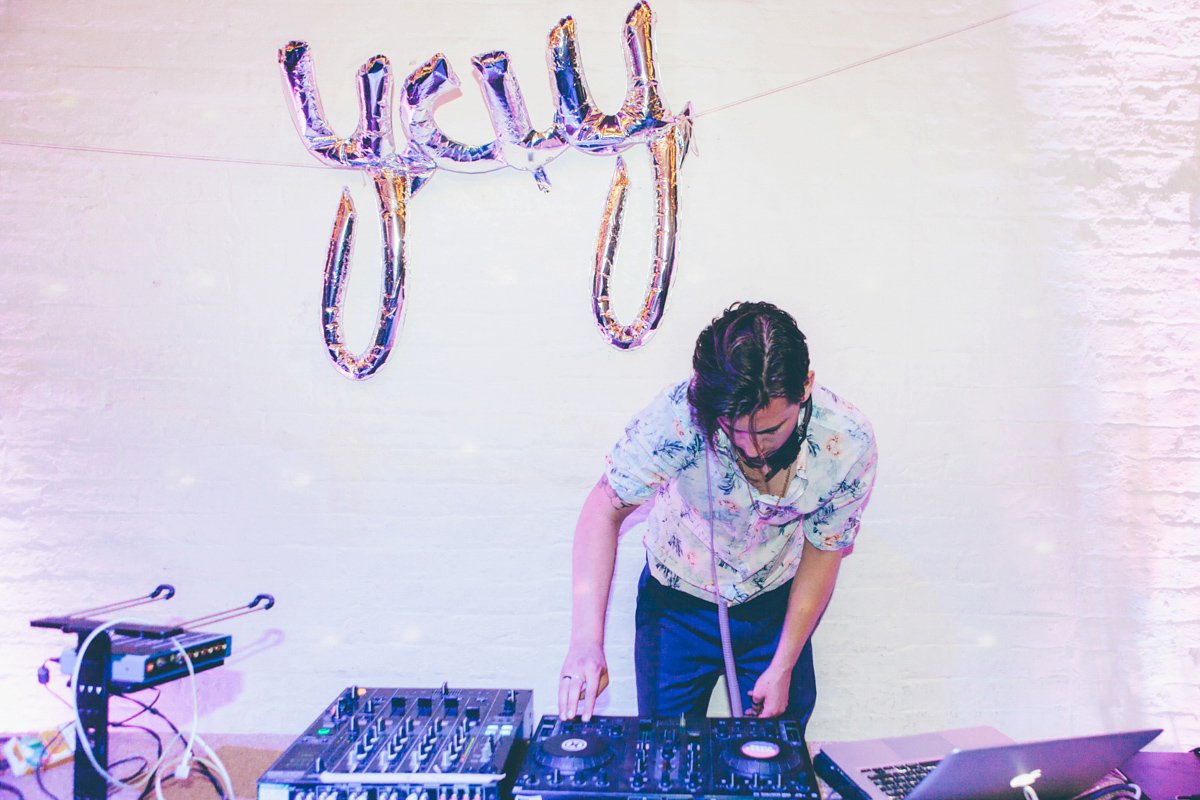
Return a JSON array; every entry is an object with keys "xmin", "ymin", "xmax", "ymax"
[{"xmin": 815, "ymin": 727, "xmax": 1161, "ymax": 800}]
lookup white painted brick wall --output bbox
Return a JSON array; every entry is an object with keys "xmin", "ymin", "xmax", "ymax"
[
  {"xmin": 1003, "ymin": 0, "xmax": 1200, "ymax": 748},
  {"xmin": 0, "ymin": 0, "xmax": 1196, "ymax": 752}
]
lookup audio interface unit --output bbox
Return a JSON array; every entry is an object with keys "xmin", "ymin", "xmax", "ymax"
[{"xmin": 60, "ymin": 630, "xmax": 232, "ymax": 693}]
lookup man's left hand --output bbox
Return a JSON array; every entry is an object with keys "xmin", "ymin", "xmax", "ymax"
[{"xmin": 747, "ymin": 663, "xmax": 791, "ymax": 718}]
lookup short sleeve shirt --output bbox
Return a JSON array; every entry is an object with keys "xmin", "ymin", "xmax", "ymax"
[{"xmin": 605, "ymin": 380, "xmax": 877, "ymax": 604}]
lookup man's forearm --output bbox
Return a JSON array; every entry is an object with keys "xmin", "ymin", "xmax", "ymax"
[
  {"xmin": 560, "ymin": 477, "xmax": 638, "ymax": 719},
  {"xmin": 570, "ymin": 477, "xmax": 637, "ymax": 645},
  {"xmin": 770, "ymin": 541, "xmax": 842, "ymax": 671}
]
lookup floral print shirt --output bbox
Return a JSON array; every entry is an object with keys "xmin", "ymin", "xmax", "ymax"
[{"xmin": 606, "ymin": 380, "xmax": 877, "ymax": 604}]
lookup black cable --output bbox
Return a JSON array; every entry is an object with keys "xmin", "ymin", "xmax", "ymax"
[
  {"xmin": 0, "ymin": 781, "xmax": 26, "ymax": 800},
  {"xmin": 137, "ymin": 774, "xmax": 164, "ymax": 800},
  {"xmin": 111, "ymin": 723, "xmax": 163, "ymax": 762},
  {"xmin": 1072, "ymin": 783, "xmax": 1141, "ymax": 800},
  {"xmin": 112, "ymin": 691, "xmax": 167, "ymax": 762},
  {"xmin": 108, "ymin": 756, "xmax": 149, "ymax": 785},
  {"xmin": 118, "ymin": 693, "xmax": 181, "ymax": 738},
  {"xmin": 136, "ymin": 763, "xmax": 227, "ymax": 800},
  {"xmin": 112, "ymin": 689, "xmax": 162, "ymax": 726},
  {"xmin": 195, "ymin": 762, "xmax": 229, "ymax": 800},
  {"xmin": 33, "ymin": 730, "xmax": 62, "ymax": 800},
  {"xmin": 121, "ymin": 696, "xmax": 211, "ymax": 800},
  {"xmin": 32, "ymin": 690, "xmax": 169, "ymax": 800},
  {"xmin": 117, "ymin": 686, "xmax": 184, "ymax": 798}
]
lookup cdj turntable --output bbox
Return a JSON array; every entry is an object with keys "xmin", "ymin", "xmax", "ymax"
[
  {"xmin": 707, "ymin": 717, "xmax": 821, "ymax": 800},
  {"xmin": 512, "ymin": 715, "xmax": 821, "ymax": 800},
  {"xmin": 258, "ymin": 686, "xmax": 533, "ymax": 800}
]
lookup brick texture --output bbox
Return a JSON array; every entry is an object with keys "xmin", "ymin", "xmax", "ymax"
[{"xmin": 0, "ymin": 0, "xmax": 1196, "ymax": 749}]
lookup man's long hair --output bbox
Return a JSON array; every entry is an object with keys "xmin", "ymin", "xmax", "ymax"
[{"xmin": 688, "ymin": 302, "xmax": 811, "ymax": 447}]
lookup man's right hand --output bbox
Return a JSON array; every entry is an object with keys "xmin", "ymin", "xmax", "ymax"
[{"xmin": 558, "ymin": 642, "xmax": 610, "ymax": 721}]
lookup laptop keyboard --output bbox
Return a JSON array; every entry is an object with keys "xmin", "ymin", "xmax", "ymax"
[{"xmin": 863, "ymin": 760, "xmax": 941, "ymax": 799}]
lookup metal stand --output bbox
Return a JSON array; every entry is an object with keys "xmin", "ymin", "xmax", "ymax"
[
  {"xmin": 31, "ymin": 586, "xmax": 275, "ymax": 800},
  {"xmin": 72, "ymin": 630, "xmax": 111, "ymax": 800}
]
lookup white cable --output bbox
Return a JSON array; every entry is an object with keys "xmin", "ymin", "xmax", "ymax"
[
  {"xmin": 156, "ymin": 636, "xmax": 235, "ymax": 800},
  {"xmin": 155, "ymin": 732, "xmax": 189, "ymax": 800},
  {"xmin": 193, "ymin": 734, "xmax": 236, "ymax": 799},
  {"xmin": 1018, "ymin": 772, "xmax": 1142, "ymax": 800},
  {"xmin": 705, "ymin": 450, "xmax": 744, "ymax": 717},
  {"xmin": 68, "ymin": 616, "xmax": 153, "ymax": 789},
  {"xmin": 168, "ymin": 637, "xmax": 200, "ymax": 778},
  {"xmin": 153, "ymin": 736, "xmax": 234, "ymax": 800},
  {"xmin": 69, "ymin": 618, "xmax": 234, "ymax": 800}
]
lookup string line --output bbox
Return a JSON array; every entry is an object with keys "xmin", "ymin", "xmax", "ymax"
[
  {"xmin": 695, "ymin": 0, "xmax": 1053, "ymax": 117},
  {"xmin": 0, "ymin": 1, "xmax": 1052, "ymax": 167},
  {"xmin": 0, "ymin": 138, "xmax": 334, "ymax": 170}
]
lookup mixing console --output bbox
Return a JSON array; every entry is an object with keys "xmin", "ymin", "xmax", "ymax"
[{"xmin": 258, "ymin": 686, "xmax": 533, "ymax": 800}]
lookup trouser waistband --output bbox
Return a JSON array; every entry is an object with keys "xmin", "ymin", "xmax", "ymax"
[{"xmin": 639, "ymin": 563, "xmax": 794, "ymax": 620}]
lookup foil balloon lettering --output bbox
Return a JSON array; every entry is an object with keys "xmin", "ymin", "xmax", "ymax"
[{"xmin": 280, "ymin": 2, "xmax": 691, "ymax": 379}]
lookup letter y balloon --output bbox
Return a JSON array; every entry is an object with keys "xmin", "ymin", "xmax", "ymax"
[{"xmin": 279, "ymin": 2, "xmax": 691, "ymax": 379}]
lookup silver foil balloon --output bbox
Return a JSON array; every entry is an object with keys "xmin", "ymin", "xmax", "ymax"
[
  {"xmin": 472, "ymin": 51, "xmax": 567, "ymax": 191},
  {"xmin": 280, "ymin": 41, "xmax": 396, "ymax": 169},
  {"xmin": 321, "ymin": 169, "xmax": 415, "ymax": 380},
  {"xmin": 549, "ymin": 2, "xmax": 672, "ymax": 156},
  {"xmin": 400, "ymin": 54, "xmax": 506, "ymax": 174},
  {"xmin": 279, "ymin": 42, "xmax": 431, "ymax": 381},
  {"xmin": 592, "ymin": 110, "xmax": 691, "ymax": 349},
  {"xmin": 280, "ymin": 2, "xmax": 691, "ymax": 378}
]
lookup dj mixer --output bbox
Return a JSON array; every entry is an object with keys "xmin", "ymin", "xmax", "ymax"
[
  {"xmin": 257, "ymin": 687, "xmax": 534, "ymax": 800},
  {"xmin": 260, "ymin": 690, "xmax": 821, "ymax": 800}
]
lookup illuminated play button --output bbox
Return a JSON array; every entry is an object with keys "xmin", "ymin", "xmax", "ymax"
[
  {"xmin": 561, "ymin": 738, "xmax": 589, "ymax": 752},
  {"xmin": 740, "ymin": 740, "xmax": 781, "ymax": 759}
]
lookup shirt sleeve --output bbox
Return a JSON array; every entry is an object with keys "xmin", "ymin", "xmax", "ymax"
[
  {"xmin": 605, "ymin": 382, "xmax": 705, "ymax": 507},
  {"xmin": 804, "ymin": 436, "xmax": 878, "ymax": 551}
]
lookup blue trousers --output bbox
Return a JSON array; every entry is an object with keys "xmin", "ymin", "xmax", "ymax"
[{"xmin": 634, "ymin": 565, "xmax": 817, "ymax": 726}]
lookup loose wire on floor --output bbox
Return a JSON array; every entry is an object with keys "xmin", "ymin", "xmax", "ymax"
[
  {"xmin": 109, "ymin": 756, "xmax": 150, "ymax": 785},
  {"xmin": 32, "ymin": 730, "xmax": 63, "ymax": 800}
]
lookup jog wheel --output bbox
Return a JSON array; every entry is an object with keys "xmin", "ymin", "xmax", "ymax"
[
  {"xmin": 533, "ymin": 734, "xmax": 614, "ymax": 773},
  {"xmin": 722, "ymin": 737, "xmax": 803, "ymax": 778}
]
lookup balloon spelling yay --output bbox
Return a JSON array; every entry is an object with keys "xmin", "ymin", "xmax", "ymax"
[{"xmin": 280, "ymin": 2, "xmax": 692, "ymax": 379}]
